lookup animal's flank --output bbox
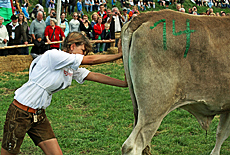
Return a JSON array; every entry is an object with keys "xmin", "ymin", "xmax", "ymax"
[{"xmin": 121, "ymin": 9, "xmax": 230, "ymax": 155}]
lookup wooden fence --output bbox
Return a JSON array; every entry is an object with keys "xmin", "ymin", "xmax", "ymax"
[{"xmin": 0, "ymin": 40, "xmax": 116, "ymax": 73}]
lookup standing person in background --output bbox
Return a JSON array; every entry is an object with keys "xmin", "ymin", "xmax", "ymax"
[
  {"xmin": 45, "ymin": 9, "xmax": 56, "ymax": 26},
  {"xmin": 30, "ymin": 34, "xmax": 46, "ymax": 58},
  {"xmin": 80, "ymin": 15, "xmax": 93, "ymax": 39},
  {"xmin": 101, "ymin": 0, "xmax": 107, "ymax": 8},
  {"xmin": 30, "ymin": 5, "xmax": 39, "ymax": 21},
  {"xmin": 121, "ymin": 7, "xmax": 129, "ymax": 25},
  {"xmin": 61, "ymin": 0, "xmax": 69, "ymax": 15},
  {"xmin": 69, "ymin": 0, "xmax": 77, "ymax": 15},
  {"xmin": 91, "ymin": 12, "xmax": 98, "ymax": 40},
  {"xmin": 94, "ymin": 16, "xmax": 105, "ymax": 52},
  {"xmin": 30, "ymin": 11, "xmax": 46, "ymax": 42},
  {"xmin": 6, "ymin": 15, "xmax": 28, "ymax": 55},
  {"xmin": 18, "ymin": 12, "xmax": 30, "ymax": 55},
  {"xmin": 0, "ymin": 32, "xmax": 127, "ymax": 155},
  {"xmin": 97, "ymin": 4, "xmax": 107, "ymax": 24},
  {"xmin": 0, "ymin": 16, "xmax": 9, "ymax": 56},
  {"xmin": 77, "ymin": 0, "xmax": 84, "ymax": 17},
  {"xmin": 89, "ymin": 0, "xmax": 94, "ymax": 12},
  {"xmin": 91, "ymin": 12, "xmax": 98, "ymax": 30},
  {"xmin": 69, "ymin": 12, "xmax": 81, "ymax": 32},
  {"xmin": 48, "ymin": 0, "xmax": 56, "ymax": 14},
  {"xmin": 101, "ymin": 23, "xmax": 111, "ymax": 51},
  {"xmin": 60, "ymin": 12, "xmax": 69, "ymax": 37},
  {"xmin": 45, "ymin": 18, "xmax": 65, "ymax": 50},
  {"xmin": 84, "ymin": 0, "xmax": 91, "ymax": 13},
  {"xmin": 104, "ymin": 8, "xmax": 112, "ymax": 23},
  {"xmin": 94, "ymin": 0, "xmax": 100, "ymax": 11},
  {"xmin": 107, "ymin": 7, "xmax": 124, "ymax": 46}
]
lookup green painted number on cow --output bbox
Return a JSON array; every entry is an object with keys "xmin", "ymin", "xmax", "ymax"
[
  {"xmin": 150, "ymin": 19, "xmax": 196, "ymax": 58},
  {"xmin": 150, "ymin": 19, "xmax": 167, "ymax": 50},
  {"xmin": 172, "ymin": 19, "xmax": 195, "ymax": 58}
]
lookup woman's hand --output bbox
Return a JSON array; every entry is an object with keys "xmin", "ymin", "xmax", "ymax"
[{"xmin": 47, "ymin": 39, "xmax": 51, "ymax": 44}]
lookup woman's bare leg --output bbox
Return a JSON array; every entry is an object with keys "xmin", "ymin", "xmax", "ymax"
[{"xmin": 38, "ymin": 138, "xmax": 63, "ymax": 155}]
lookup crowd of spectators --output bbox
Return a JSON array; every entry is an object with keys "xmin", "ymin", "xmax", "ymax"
[{"xmin": 0, "ymin": 0, "xmax": 229, "ymax": 57}]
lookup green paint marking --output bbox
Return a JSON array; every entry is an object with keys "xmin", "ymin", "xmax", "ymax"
[
  {"xmin": 150, "ymin": 19, "xmax": 167, "ymax": 50},
  {"xmin": 172, "ymin": 19, "xmax": 195, "ymax": 58}
]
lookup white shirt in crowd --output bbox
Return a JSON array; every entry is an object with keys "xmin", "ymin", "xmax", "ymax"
[
  {"xmin": 0, "ymin": 25, "xmax": 9, "ymax": 47},
  {"xmin": 14, "ymin": 49, "xmax": 90, "ymax": 109},
  {"xmin": 114, "ymin": 15, "xmax": 121, "ymax": 32},
  {"xmin": 69, "ymin": 19, "xmax": 80, "ymax": 32}
]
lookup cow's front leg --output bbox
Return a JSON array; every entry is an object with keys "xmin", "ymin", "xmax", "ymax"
[{"xmin": 210, "ymin": 113, "xmax": 230, "ymax": 155}]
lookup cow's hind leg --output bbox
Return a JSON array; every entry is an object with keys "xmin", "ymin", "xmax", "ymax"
[
  {"xmin": 210, "ymin": 113, "xmax": 230, "ymax": 155},
  {"xmin": 122, "ymin": 112, "xmax": 164, "ymax": 155}
]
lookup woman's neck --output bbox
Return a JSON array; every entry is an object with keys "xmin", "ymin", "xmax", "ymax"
[{"xmin": 51, "ymin": 25, "xmax": 55, "ymax": 29}]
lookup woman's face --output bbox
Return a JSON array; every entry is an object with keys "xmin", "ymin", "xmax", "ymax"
[
  {"xmin": 93, "ymin": 14, "xmax": 97, "ymax": 21},
  {"xmin": 0, "ymin": 19, "xmax": 3, "ymax": 25},
  {"xmin": 98, "ymin": 18, "xmax": 102, "ymax": 24},
  {"xmin": 83, "ymin": 16, "xmax": 88, "ymax": 22},
  {"xmin": 70, "ymin": 43, "xmax": 85, "ymax": 55},
  {"xmin": 61, "ymin": 14, "xmax": 65, "ymax": 20},
  {"xmin": 50, "ymin": 20, "xmax": 55, "ymax": 26},
  {"xmin": 73, "ymin": 14, "xmax": 78, "ymax": 20}
]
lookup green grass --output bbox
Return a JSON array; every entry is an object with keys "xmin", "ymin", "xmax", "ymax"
[{"xmin": 0, "ymin": 62, "xmax": 230, "ymax": 154}]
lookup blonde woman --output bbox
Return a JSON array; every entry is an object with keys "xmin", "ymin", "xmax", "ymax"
[{"xmin": 1, "ymin": 32, "xmax": 127, "ymax": 155}]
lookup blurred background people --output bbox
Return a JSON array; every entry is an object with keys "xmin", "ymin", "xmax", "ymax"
[
  {"xmin": 0, "ymin": 16, "xmax": 9, "ymax": 56},
  {"xmin": 30, "ymin": 34, "xmax": 46, "ymax": 58},
  {"xmin": 45, "ymin": 9, "xmax": 56, "ymax": 26},
  {"xmin": 6, "ymin": 15, "xmax": 28, "ymax": 55},
  {"xmin": 45, "ymin": 18, "xmax": 65, "ymax": 50},
  {"xmin": 60, "ymin": 12, "xmax": 69, "ymax": 37},
  {"xmin": 80, "ymin": 15, "xmax": 93, "ymax": 39},
  {"xmin": 69, "ymin": 12, "xmax": 80, "ymax": 32},
  {"xmin": 29, "ymin": 11, "xmax": 46, "ymax": 42},
  {"xmin": 18, "ymin": 12, "xmax": 30, "ymax": 55},
  {"xmin": 94, "ymin": 16, "xmax": 105, "ymax": 52}
]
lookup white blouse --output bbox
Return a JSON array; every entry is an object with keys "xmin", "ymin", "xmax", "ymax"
[{"xmin": 14, "ymin": 49, "xmax": 90, "ymax": 109}]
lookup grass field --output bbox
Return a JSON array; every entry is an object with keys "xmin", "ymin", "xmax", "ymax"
[{"xmin": 0, "ymin": 61, "xmax": 230, "ymax": 154}]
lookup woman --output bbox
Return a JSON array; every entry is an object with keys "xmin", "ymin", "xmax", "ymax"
[
  {"xmin": 80, "ymin": 15, "xmax": 93, "ymax": 39},
  {"xmin": 18, "ymin": 12, "xmax": 29, "ymax": 55},
  {"xmin": 69, "ymin": 12, "xmax": 80, "ymax": 32},
  {"xmin": 60, "ymin": 12, "xmax": 69, "ymax": 37},
  {"xmin": 0, "ymin": 16, "xmax": 9, "ymax": 56},
  {"xmin": 45, "ymin": 18, "xmax": 65, "ymax": 50},
  {"xmin": 1, "ymin": 32, "xmax": 127, "ymax": 155},
  {"xmin": 94, "ymin": 16, "xmax": 105, "ymax": 52},
  {"xmin": 91, "ymin": 12, "xmax": 98, "ymax": 30}
]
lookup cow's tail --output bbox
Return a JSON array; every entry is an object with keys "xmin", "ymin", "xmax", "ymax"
[{"xmin": 121, "ymin": 23, "xmax": 138, "ymax": 126}]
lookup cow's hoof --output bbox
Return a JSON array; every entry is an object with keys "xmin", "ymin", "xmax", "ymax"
[{"xmin": 142, "ymin": 145, "xmax": 152, "ymax": 155}]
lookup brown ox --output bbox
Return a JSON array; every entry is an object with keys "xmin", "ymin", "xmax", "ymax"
[{"xmin": 121, "ymin": 9, "xmax": 230, "ymax": 155}]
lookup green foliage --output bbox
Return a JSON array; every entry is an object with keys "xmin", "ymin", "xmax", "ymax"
[{"xmin": 0, "ymin": 63, "xmax": 230, "ymax": 154}]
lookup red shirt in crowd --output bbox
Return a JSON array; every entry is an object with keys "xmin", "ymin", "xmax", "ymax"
[
  {"xmin": 44, "ymin": 25, "xmax": 65, "ymax": 48},
  {"xmin": 94, "ymin": 23, "xmax": 105, "ymax": 40}
]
